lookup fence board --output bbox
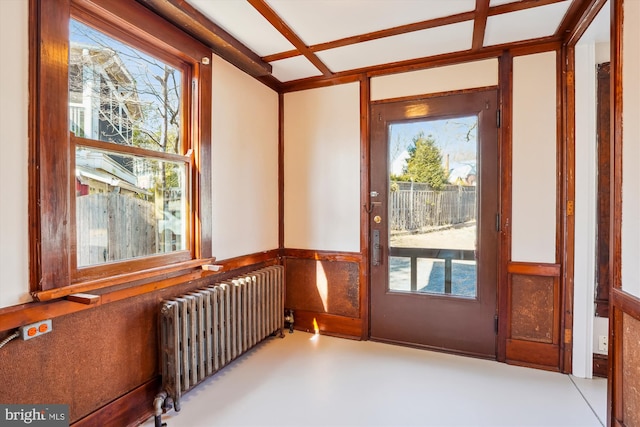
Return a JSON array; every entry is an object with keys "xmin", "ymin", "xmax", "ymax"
[
  {"xmin": 390, "ymin": 183, "xmax": 476, "ymax": 232},
  {"xmin": 77, "ymin": 193, "xmax": 156, "ymax": 265}
]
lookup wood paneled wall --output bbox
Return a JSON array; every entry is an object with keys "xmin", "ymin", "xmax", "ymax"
[
  {"xmin": 609, "ymin": 1, "xmax": 640, "ymax": 425},
  {"xmin": 620, "ymin": 312, "xmax": 640, "ymax": 425},
  {"xmin": 0, "ymin": 255, "xmax": 279, "ymax": 425},
  {"xmin": 505, "ymin": 262, "xmax": 563, "ymax": 371},
  {"xmin": 283, "ymin": 250, "xmax": 364, "ymax": 339},
  {"xmin": 610, "ymin": 289, "xmax": 640, "ymax": 427}
]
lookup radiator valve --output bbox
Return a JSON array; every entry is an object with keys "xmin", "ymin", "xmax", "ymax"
[
  {"xmin": 284, "ymin": 309, "xmax": 294, "ymax": 334},
  {"xmin": 153, "ymin": 391, "xmax": 168, "ymax": 427}
]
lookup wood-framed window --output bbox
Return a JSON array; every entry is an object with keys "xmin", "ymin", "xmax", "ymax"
[{"xmin": 30, "ymin": 0, "xmax": 212, "ymax": 300}]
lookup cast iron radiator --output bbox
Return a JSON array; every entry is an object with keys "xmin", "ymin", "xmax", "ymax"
[{"xmin": 159, "ymin": 265, "xmax": 284, "ymax": 413}]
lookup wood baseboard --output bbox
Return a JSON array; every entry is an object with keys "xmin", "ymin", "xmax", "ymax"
[
  {"xmin": 505, "ymin": 339, "xmax": 561, "ymax": 372},
  {"xmin": 593, "ymin": 353, "xmax": 608, "ymax": 378},
  {"xmin": 290, "ymin": 310, "xmax": 363, "ymax": 339},
  {"xmin": 72, "ymin": 377, "xmax": 160, "ymax": 427}
]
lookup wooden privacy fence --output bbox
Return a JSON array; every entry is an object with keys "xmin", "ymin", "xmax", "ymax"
[
  {"xmin": 389, "ymin": 183, "xmax": 476, "ymax": 232},
  {"xmin": 76, "ymin": 193, "xmax": 157, "ymax": 266}
]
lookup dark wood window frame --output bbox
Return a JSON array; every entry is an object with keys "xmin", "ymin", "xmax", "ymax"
[{"xmin": 30, "ymin": 0, "xmax": 212, "ymax": 301}]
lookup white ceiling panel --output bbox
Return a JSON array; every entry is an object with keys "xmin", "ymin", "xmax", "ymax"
[
  {"xmin": 270, "ymin": 55, "xmax": 323, "ymax": 82},
  {"xmin": 175, "ymin": 0, "xmax": 583, "ymax": 84},
  {"xmin": 317, "ymin": 20, "xmax": 474, "ymax": 73},
  {"xmin": 489, "ymin": 0, "xmax": 520, "ymax": 6},
  {"xmin": 484, "ymin": 1, "xmax": 572, "ymax": 47},
  {"xmin": 266, "ymin": 0, "xmax": 476, "ymax": 46},
  {"xmin": 188, "ymin": 0, "xmax": 295, "ymax": 57}
]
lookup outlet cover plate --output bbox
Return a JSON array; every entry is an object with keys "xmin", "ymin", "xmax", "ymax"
[{"xmin": 20, "ymin": 319, "xmax": 52, "ymax": 340}]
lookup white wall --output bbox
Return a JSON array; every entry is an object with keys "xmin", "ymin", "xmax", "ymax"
[
  {"xmin": 371, "ymin": 58, "xmax": 498, "ymax": 101},
  {"xmin": 283, "ymin": 83, "xmax": 361, "ymax": 252},
  {"xmin": 622, "ymin": 0, "xmax": 640, "ymax": 298},
  {"xmin": 0, "ymin": 5, "xmax": 280, "ymax": 308},
  {"xmin": 573, "ymin": 42, "xmax": 598, "ymax": 377},
  {"xmin": 512, "ymin": 52, "xmax": 558, "ymax": 263},
  {"xmin": 211, "ymin": 56, "xmax": 279, "ymax": 260},
  {"xmin": 0, "ymin": 0, "xmax": 30, "ymax": 309},
  {"xmin": 573, "ymin": 38, "xmax": 612, "ymax": 376}
]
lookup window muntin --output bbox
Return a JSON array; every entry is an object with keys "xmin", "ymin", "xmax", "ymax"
[{"xmin": 68, "ymin": 17, "xmax": 191, "ymax": 269}]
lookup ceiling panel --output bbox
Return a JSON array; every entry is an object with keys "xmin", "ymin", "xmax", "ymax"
[
  {"xmin": 317, "ymin": 20, "xmax": 474, "ymax": 73},
  {"xmin": 265, "ymin": 0, "xmax": 475, "ymax": 46},
  {"xmin": 489, "ymin": 0, "xmax": 521, "ymax": 6},
  {"xmin": 188, "ymin": 0, "xmax": 295, "ymax": 57},
  {"xmin": 484, "ymin": 1, "xmax": 573, "ymax": 47},
  {"xmin": 174, "ymin": 0, "xmax": 585, "ymax": 85},
  {"xmin": 270, "ymin": 55, "xmax": 323, "ymax": 82}
]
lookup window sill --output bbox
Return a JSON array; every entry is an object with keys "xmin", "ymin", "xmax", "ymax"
[{"xmin": 32, "ymin": 258, "xmax": 217, "ymax": 302}]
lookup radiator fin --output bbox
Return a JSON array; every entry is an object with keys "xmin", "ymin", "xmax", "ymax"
[{"xmin": 160, "ymin": 265, "xmax": 284, "ymax": 412}]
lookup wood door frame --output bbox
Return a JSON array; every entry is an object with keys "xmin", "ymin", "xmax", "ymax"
[
  {"xmin": 368, "ymin": 87, "xmax": 500, "ymax": 357},
  {"xmin": 608, "ymin": 1, "xmax": 640, "ymax": 425},
  {"xmin": 595, "ymin": 61, "xmax": 611, "ymax": 319},
  {"xmin": 497, "ymin": 52, "xmax": 513, "ymax": 363}
]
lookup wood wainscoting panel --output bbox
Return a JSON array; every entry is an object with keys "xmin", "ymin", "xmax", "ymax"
[
  {"xmin": 592, "ymin": 353, "xmax": 609, "ymax": 378},
  {"xmin": 505, "ymin": 263, "xmax": 561, "ymax": 370},
  {"xmin": 622, "ymin": 312, "xmax": 640, "ymax": 426},
  {"xmin": 511, "ymin": 274, "xmax": 555, "ymax": 343},
  {"xmin": 283, "ymin": 253, "xmax": 362, "ymax": 338},
  {"xmin": 0, "ymin": 255, "xmax": 279, "ymax": 425},
  {"xmin": 285, "ymin": 257, "xmax": 360, "ymax": 318},
  {"xmin": 611, "ymin": 290, "xmax": 640, "ymax": 427}
]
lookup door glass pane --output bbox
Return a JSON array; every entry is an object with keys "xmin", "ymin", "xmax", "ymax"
[{"xmin": 388, "ymin": 116, "xmax": 478, "ymax": 298}]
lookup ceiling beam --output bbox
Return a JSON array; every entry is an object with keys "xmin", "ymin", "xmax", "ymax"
[
  {"xmin": 136, "ymin": 0, "xmax": 272, "ymax": 77},
  {"xmin": 558, "ymin": 0, "xmax": 608, "ymax": 45},
  {"xmin": 263, "ymin": 11, "xmax": 476, "ymax": 63},
  {"xmin": 247, "ymin": 0, "xmax": 333, "ymax": 76},
  {"xmin": 280, "ymin": 37, "xmax": 561, "ymax": 93},
  {"xmin": 264, "ymin": 0, "xmax": 568, "ymax": 64},
  {"xmin": 472, "ymin": 0, "xmax": 491, "ymax": 51}
]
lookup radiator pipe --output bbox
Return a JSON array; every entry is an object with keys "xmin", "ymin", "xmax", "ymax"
[{"xmin": 153, "ymin": 391, "xmax": 168, "ymax": 427}]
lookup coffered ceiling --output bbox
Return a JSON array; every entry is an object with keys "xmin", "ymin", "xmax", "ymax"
[{"xmin": 138, "ymin": 0, "xmax": 604, "ymax": 88}]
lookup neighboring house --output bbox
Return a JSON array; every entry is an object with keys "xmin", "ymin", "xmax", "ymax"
[
  {"xmin": 69, "ymin": 43, "xmax": 150, "ymax": 196},
  {"xmin": 74, "ymin": 149, "xmax": 149, "ymax": 197},
  {"xmin": 448, "ymin": 162, "xmax": 477, "ymax": 186},
  {"xmin": 68, "ymin": 42, "xmax": 142, "ymax": 145}
]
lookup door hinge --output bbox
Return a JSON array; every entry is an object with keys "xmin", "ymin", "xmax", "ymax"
[
  {"xmin": 494, "ymin": 315, "xmax": 499, "ymax": 334},
  {"xmin": 495, "ymin": 213, "xmax": 501, "ymax": 232},
  {"xmin": 567, "ymin": 200, "xmax": 574, "ymax": 216},
  {"xmin": 496, "ymin": 109, "xmax": 501, "ymax": 128}
]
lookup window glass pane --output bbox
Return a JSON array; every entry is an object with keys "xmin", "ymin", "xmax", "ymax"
[
  {"xmin": 75, "ymin": 147, "xmax": 187, "ymax": 267},
  {"xmin": 69, "ymin": 19, "xmax": 182, "ymax": 154}
]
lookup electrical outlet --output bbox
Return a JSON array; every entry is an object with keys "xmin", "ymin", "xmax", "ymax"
[
  {"xmin": 598, "ymin": 335, "xmax": 608, "ymax": 352},
  {"xmin": 20, "ymin": 320, "xmax": 52, "ymax": 341}
]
